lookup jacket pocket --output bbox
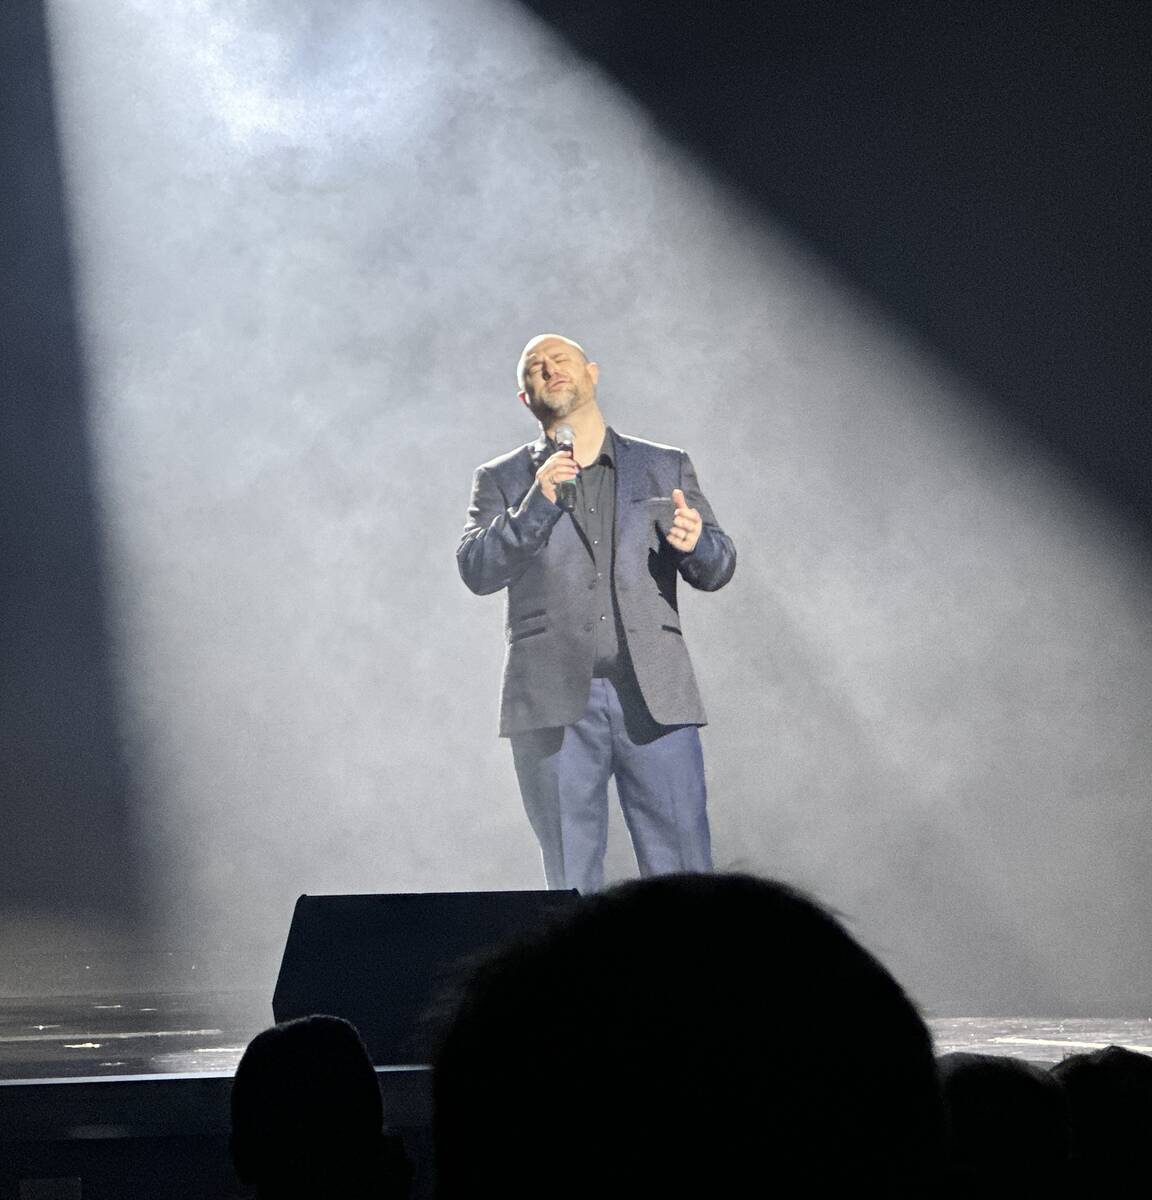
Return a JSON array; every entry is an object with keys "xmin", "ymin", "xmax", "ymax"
[{"xmin": 509, "ymin": 626, "xmax": 548, "ymax": 644}]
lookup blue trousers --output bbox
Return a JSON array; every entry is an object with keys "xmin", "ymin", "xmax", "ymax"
[{"xmin": 510, "ymin": 674, "xmax": 712, "ymax": 894}]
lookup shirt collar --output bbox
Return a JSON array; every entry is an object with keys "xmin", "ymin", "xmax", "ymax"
[{"xmin": 540, "ymin": 426, "xmax": 617, "ymax": 466}]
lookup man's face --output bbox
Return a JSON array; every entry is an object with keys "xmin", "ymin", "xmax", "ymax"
[{"xmin": 518, "ymin": 338, "xmax": 599, "ymax": 426}]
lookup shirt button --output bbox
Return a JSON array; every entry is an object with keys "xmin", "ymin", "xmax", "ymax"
[
  {"xmin": 589, "ymin": 506, "xmax": 595, "ymax": 513},
  {"xmin": 583, "ymin": 622, "xmax": 594, "ymax": 632},
  {"xmin": 593, "ymin": 539, "xmax": 599, "ymax": 546},
  {"xmin": 599, "ymin": 614, "xmax": 607, "ymax": 621}
]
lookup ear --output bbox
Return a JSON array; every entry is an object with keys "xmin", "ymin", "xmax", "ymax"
[
  {"xmin": 518, "ymin": 390, "xmax": 531, "ymax": 410},
  {"xmin": 587, "ymin": 362, "xmax": 600, "ymax": 387}
]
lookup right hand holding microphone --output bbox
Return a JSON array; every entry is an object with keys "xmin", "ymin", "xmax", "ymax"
[{"xmin": 536, "ymin": 451, "xmax": 580, "ymax": 507}]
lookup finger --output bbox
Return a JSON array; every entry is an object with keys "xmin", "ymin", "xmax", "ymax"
[
  {"xmin": 672, "ymin": 513, "xmax": 699, "ymax": 531},
  {"xmin": 671, "ymin": 488, "xmax": 686, "ymax": 509}
]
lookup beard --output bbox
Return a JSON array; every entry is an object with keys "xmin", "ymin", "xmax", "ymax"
[{"xmin": 528, "ymin": 384, "xmax": 579, "ymax": 423}]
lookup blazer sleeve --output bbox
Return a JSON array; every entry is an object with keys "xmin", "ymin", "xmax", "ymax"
[
  {"xmin": 675, "ymin": 452, "xmax": 737, "ymax": 592},
  {"xmin": 457, "ymin": 464, "xmax": 565, "ymax": 595}
]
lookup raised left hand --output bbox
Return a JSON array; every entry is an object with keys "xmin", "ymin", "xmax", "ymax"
[{"xmin": 665, "ymin": 488, "xmax": 702, "ymax": 553}]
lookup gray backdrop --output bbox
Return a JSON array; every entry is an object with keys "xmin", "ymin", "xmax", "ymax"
[{"xmin": 17, "ymin": 0, "xmax": 1150, "ymax": 1011}]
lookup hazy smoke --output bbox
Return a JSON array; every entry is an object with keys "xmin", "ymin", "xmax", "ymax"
[{"xmin": 38, "ymin": 0, "xmax": 1152, "ymax": 1009}]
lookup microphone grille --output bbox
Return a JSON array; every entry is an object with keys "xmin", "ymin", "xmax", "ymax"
[{"xmin": 554, "ymin": 423, "xmax": 575, "ymax": 448}]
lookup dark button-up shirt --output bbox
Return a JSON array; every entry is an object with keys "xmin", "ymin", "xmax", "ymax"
[{"xmin": 547, "ymin": 428, "xmax": 622, "ymax": 675}]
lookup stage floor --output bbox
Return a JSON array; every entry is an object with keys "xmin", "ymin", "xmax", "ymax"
[
  {"xmin": 1, "ymin": 992, "xmax": 1151, "ymax": 1081},
  {"xmin": 1, "ymin": 995, "xmax": 1148, "ymax": 1200}
]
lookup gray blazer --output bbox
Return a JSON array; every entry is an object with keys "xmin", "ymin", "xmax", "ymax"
[{"xmin": 458, "ymin": 429, "xmax": 736, "ymax": 737}]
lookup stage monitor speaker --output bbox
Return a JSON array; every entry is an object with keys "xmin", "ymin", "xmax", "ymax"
[{"xmin": 272, "ymin": 889, "xmax": 579, "ymax": 1065}]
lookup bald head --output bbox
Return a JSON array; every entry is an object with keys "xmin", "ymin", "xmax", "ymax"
[
  {"xmin": 516, "ymin": 334, "xmax": 590, "ymax": 389},
  {"xmin": 516, "ymin": 334, "xmax": 599, "ymax": 429}
]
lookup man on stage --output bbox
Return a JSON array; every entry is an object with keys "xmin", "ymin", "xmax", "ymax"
[{"xmin": 457, "ymin": 334, "xmax": 736, "ymax": 893}]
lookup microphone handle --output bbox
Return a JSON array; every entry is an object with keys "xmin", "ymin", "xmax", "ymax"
[{"xmin": 556, "ymin": 478, "xmax": 578, "ymax": 512}]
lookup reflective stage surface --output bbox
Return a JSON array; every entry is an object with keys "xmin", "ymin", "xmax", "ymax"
[{"xmin": 2, "ymin": 993, "xmax": 1151, "ymax": 1081}]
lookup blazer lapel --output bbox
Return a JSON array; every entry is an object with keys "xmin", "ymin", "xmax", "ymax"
[
  {"xmin": 611, "ymin": 430, "xmax": 648, "ymax": 532},
  {"xmin": 613, "ymin": 431, "xmax": 673, "ymax": 551},
  {"xmin": 528, "ymin": 433, "xmax": 550, "ymax": 476}
]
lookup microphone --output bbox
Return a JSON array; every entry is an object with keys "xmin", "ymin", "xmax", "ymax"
[{"xmin": 554, "ymin": 424, "xmax": 577, "ymax": 513}]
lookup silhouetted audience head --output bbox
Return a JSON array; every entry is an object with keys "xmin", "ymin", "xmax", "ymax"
[
  {"xmin": 230, "ymin": 1013, "xmax": 409, "ymax": 1199},
  {"xmin": 937, "ymin": 1051, "xmax": 1068, "ymax": 1196},
  {"xmin": 1051, "ymin": 1043, "xmax": 1152, "ymax": 1197},
  {"xmin": 432, "ymin": 872, "xmax": 947, "ymax": 1199}
]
